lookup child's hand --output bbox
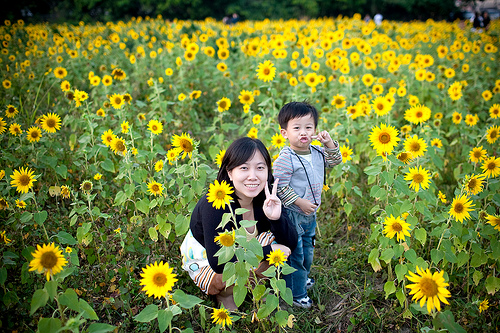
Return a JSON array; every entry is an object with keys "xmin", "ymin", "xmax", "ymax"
[
  {"xmin": 312, "ymin": 130, "xmax": 336, "ymax": 148},
  {"xmin": 295, "ymin": 197, "xmax": 318, "ymax": 215}
]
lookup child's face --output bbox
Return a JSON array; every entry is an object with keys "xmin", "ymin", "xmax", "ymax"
[{"xmin": 280, "ymin": 114, "xmax": 316, "ymax": 151}]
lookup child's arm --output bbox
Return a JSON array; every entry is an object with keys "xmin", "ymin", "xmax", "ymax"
[{"xmin": 313, "ymin": 130, "xmax": 342, "ymax": 167}]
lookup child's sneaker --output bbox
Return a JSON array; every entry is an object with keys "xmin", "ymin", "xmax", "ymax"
[
  {"xmin": 306, "ymin": 277, "xmax": 315, "ymax": 290},
  {"xmin": 293, "ymin": 295, "xmax": 313, "ymax": 309}
]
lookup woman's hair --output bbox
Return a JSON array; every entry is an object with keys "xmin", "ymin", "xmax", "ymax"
[{"xmin": 217, "ymin": 137, "xmax": 273, "ymax": 203}]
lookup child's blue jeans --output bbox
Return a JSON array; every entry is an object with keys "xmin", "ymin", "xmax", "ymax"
[{"xmin": 283, "ymin": 209, "xmax": 316, "ymax": 300}]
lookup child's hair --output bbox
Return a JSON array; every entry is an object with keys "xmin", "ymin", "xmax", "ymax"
[{"xmin": 278, "ymin": 101, "xmax": 319, "ymax": 129}]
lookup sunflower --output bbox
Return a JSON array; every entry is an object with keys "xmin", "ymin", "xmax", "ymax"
[
  {"xmin": 29, "ymin": 243, "xmax": 67, "ymax": 281},
  {"xmin": 111, "ymin": 68, "xmax": 126, "ymax": 81},
  {"xmin": 217, "ymin": 97, "xmax": 231, "ymax": 112},
  {"xmin": 469, "ymin": 146, "xmax": 487, "ymax": 163},
  {"xmin": 404, "ymin": 166, "xmax": 431, "ymax": 192},
  {"xmin": 489, "ymin": 104, "xmax": 500, "ymax": 119},
  {"xmin": 148, "ymin": 120, "xmax": 163, "ymax": 135},
  {"xmin": 438, "ymin": 191, "xmax": 447, "ymax": 203},
  {"xmin": 372, "ymin": 84, "xmax": 384, "ymax": 95},
  {"xmin": 340, "ymin": 145, "xmax": 353, "ymax": 163},
  {"xmin": 5, "ymin": 105, "xmax": 18, "ymax": 118},
  {"xmin": 25, "ymin": 125, "xmax": 42, "ymax": 143},
  {"xmin": 0, "ymin": 198, "xmax": 8, "ymax": 210},
  {"xmin": 431, "ymin": 138, "xmax": 443, "ymax": 148},
  {"xmin": 256, "ymin": 60, "xmax": 276, "ymax": 82},
  {"xmin": 147, "ymin": 180, "xmax": 164, "ymax": 196},
  {"xmin": 252, "ymin": 115, "xmax": 261, "ymax": 125},
  {"xmin": 370, "ymin": 96, "xmax": 390, "ymax": 116},
  {"xmin": 217, "ymin": 48, "xmax": 229, "ymax": 60},
  {"xmin": 10, "ymin": 167, "xmax": 36, "ymax": 193},
  {"xmin": 212, "ymin": 308, "xmax": 233, "ymax": 327},
  {"xmin": 449, "ymin": 194, "xmax": 474, "ymax": 223},
  {"xmin": 267, "ymin": 248, "xmax": 287, "ymax": 267},
  {"xmin": 397, "ymin": 151, "xmax": 413, "ymax": 164},
  {"xmin": 189, "ymin": 90, "xmax": 201, "ymax": 100},
  {"xmin": 451, "ymin": 111, "xmax": 462, "ymax": 125},
  {"xmin": 178, "ymin": 93, "xmax": 186, "ymax": 101},
  {"xmin": 9, "ymin": 123, "xmax": 22, "ymax": 136},
  {"xmin": 3, "ymin": 79, "xmax": 12, "ymax": 89},
  {"xmin": 101, "ymin": 129, "xmax": 115, "ymax": 147},
  {"xmin": 96, "ymin": 108, "xmax": 106, "ymax": 117},
  {"xmin": 404, "ymin": 135, "xmax": 427, "ymax": 158},
  {"xmin": 405, "ymin": 104, "xmax": 431, "ymax": 125},
  {"xmin": 247, "ymin": 127, "xmax": 258, "ymax": 139},
  {"xmin": 486, "ymin": 125, "xmax": 499, "ymax": 144},
  {"xmin": 93, "ymin": 173, "xmax": 102, "ymax": 181},
  {"xmin": 154, "ymin": 160, "xmax": 164, "ymax": 172},
  {"xmin": 481, "ymin": 156, "xmax": 500, "ymax": 178},
  {"xmin": 215, "ymin": 150, "xmax": 226, "ymax": 168},
  {"xmin": 60, "ymin": 80, "xmax": 71, "ymax": 92},
  {"xmin": 110, "ymin": 136, "xmax": 127, "ymax": 156},
  {"xmin": 207, "ymin": 180, "xmax": 233, "ymax": 210},
  {"xmin": 331, "ymin": 94, "xmax": 346, "ymax": 109},
  {"xmin": 479, "ymin": 299, "xmax": 490, "ymax": 313},
  {"xmin": 61, "ymin": 185, "xmax": 71, "ymax": 199},
  {"xmin": 109, "ymin": 94, "xmax": 125, "ymax": 109},
  {"xmin": 53, "ymin": 67, "xmax": 67, "ymax": 79},
  {"xmin": 39, "ymin": 113, "xmax": 61, "ymax": 133},
  {"xmin": 405, "ymin": 266, "xmax": 450, "ymax": 313},
  {"xmin": 486, "ymin": 214, "xmax": 500, "ymax": 231},
  {"xmin": 369, "ymin": 123, "xmax": 401, "ymax": 155},
  {"xmin": 238, "ymin": 90, "xmax": 254, "ymax": 105},
  {"xmin": 214, "ymin": 230, "xmax": 235, "ymax": 247},
  {"xmin": 102, "ymin": 75, "xmax": 113, "ymax": 86},
  {"xmin": 463, "ymin": 174, "xmax": 485, "ymax": 195},
  {"xmin": 80, "ymin": 180, "xmax": 93, "ymax": 194},
  {"xmin": 166, "ymin": 148, "xmax": 180, "ymax": 165},
  {"xmin": 361, "ymin": 73, "xmax": 375, "ymax": 87},
  {"xmin": 482, "ymin": 90, "xmax": 492, "ymax": 101},
  {"xmin": 140, "ymin": 261, "xmax": 177, "ymax": 299},
  {"xmin": 383, "ymin": 215, "xmax": 411, "ymax": 242},
  {"xmin": 216, "ymin": 62, "xmax": 227, "ymax": 72},
  {"xmin": 171, "ymin": 133, "xmax": 194, "ymax": 159}
]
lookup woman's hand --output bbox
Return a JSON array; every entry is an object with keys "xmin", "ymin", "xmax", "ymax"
[
  {"xmin": 271, "ymin": 243, "xmax": 291, "ymax": 257},
  {"xmin": 263, "ymin": 178, "xmax": 281, "ymax": 220}
]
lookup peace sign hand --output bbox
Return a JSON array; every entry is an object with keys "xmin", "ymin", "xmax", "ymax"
[{"xmin": 263, "ymin": 178, "xmax": 282, "ymax": 220}]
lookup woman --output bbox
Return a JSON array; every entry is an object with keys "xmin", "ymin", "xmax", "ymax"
[{"xmin": 181, "ymin": 137, "xmax": 298, "ymax": 310}]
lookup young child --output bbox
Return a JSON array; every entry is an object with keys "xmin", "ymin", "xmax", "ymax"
[{"xmin": 273, "ymin": 101, "xmax": 342, "ymax": 308}]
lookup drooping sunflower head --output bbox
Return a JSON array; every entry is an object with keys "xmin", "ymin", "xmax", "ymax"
[
  {"xmin": 140, "ymin": 261, "xmax": 177, "ymax": 299},
  {"xmin": 397, "ymin": 151, "xmax": 413, "ymax": 164},
  {"xmin": 214, "ymin": 230, "xmax": 235, "ymax": 247},
  {"xmin": 29, "ymin": 243, "xmax": 68, "ymax": 281}
]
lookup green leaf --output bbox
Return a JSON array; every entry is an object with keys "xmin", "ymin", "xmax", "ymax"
[
  {"xmin": 172, "ymin": 289, "xmax": 203, "ymax": 309},
  {"xmin": 234, "ymin": 208, "xmax": 249, "ymax": 215},
  {"xmin": 470, "ymin": 251, "xmax": 488, "ymax": 268},
  {"xmin": 252, "ymin": 284, "xmax": 267, "ymax": 301},
  {"xmin": 87, "ymin": 323, "xmax": 117, "ymax": 333},
  {"xmin": 59, "ymin": 288, "xmax": 80, "ymax": 312},
  {"xmin": 380, "ymin": 248, "xmax": 394, "ymax": 263},
  {"xmin": 136, "ymin": 198, "xmax": 150, "ymax": 214},
  {"xmin": 384, "ymin": 281, "xmax": 396, "ymax": 299},
  {"xmin": 473, "ymin": 270, "xmax": 483, "ymax": 286},
  {"xmin": 79, "ymin": 299, "xmax": 99, "ymax": 320},
  {"xmin": 275, "ymin": 310, "xmax": 289, "ymax": 327},
  {"xmin": 148, "ymin": 227, "xmax": 158, "ymax": 242},
  {"xmin": 433, "ymin": 310, "xmax": 466, "ymax": 333},
  {"xmin": 395, "ymin": 264, "xmax": 408, "ymax": 283},
  {"xmin": 404, "ymin": 249, "xmax": 417, "ymax": 264},
  {"xmin": 368, "ymin": 249, "xmax": 382, "ymax": 272},
  {"xmin": 0, "ymin": 267, "xmax": 7, "ymax": 285},
  {"xmin": 414, "ymin": 228, "xmax": 427, "ymax": 246},
  {"xmin": 57, "ymin": 231, "xmax": 78, "ymax": 245},
  {"xmin": 431, "ymin": 249, "xmax": 444, "ymax": 265},
  {"xmin": 30, "ymin": 289, "xmax": 49, "ymax": 315},
  {"xmin": 364, "ymin": 165, "xmax": 382, "ymax": 176},
  {"xmin": 135, "ymin": 304, "xmax": 159, "ymax": 322},
  {"xmin": 37, "ymin": 318, "xmax": 61, "ymax": 333},
  {"xmin": 344, "ymin": 203, "xmax": 352, "ymax": 216},
  {"xmin": 101, "ymin": 159, "xmax": 115, "ymax": 173},
  {"xmin": 396, "ymin": 288, "xmax": 406, "ymax": 307},
  {"xmin": 485, "ymin": 276, "xmax": 500, "ymax": 295},
  {"xmin": 233, "ymin": 283, "xmax": 247, "ymax": 307},
  {"xmin": 281, "ymin": 263, "xmax": 296, "ymax": 275},
  {"xmin": 55, "ymin": 165, "xmax": 67, "ymax": 178},
  {"xmin": 282, "ymin": 286, "xmax": 293, "ymax": 305},
  {"xmin": 34, "ymin": 210, "xmax": 48, "ymax": 225},
  {"xmin": 257, "ymin": 293, "xmax": 278, "ymax": 319},
  {"xmin": 114, "ymin": 191, "xmax": 127, "ymax": 206},
  {"xmin": 158, "ymin": 309, "xmax": 174, "ymax": 333},
  {"xmin": 45, "ymin": 280, "xmax": 58, "ymax": 300}
]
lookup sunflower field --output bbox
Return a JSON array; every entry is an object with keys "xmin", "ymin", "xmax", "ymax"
[{"xmin": 0, "ymin": 13, "xmax": 499, "ymax": 332}]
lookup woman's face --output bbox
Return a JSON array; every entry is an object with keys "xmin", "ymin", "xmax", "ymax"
[{"xmin": 227, "ymin": 150, "xmax": 268, "ymax": 203}]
